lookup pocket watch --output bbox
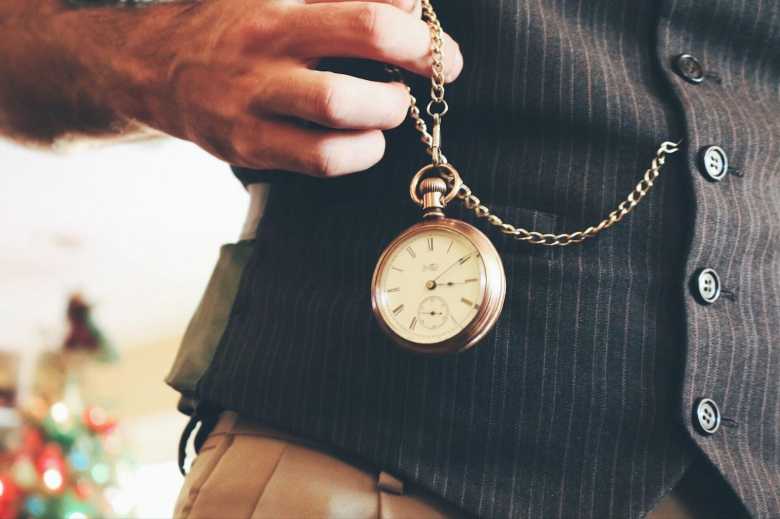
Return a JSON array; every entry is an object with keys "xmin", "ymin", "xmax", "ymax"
[{"xmin": 371, "ymin": 164, "xmax": 506, "ymax": 354}]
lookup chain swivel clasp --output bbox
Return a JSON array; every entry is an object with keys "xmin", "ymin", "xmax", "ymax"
[{"xmin": 431, "ymin": 113, "xmax": 443, "ymax": 166}]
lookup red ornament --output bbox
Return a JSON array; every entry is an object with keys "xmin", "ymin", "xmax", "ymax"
[
  {"xmin": 74, "ymin": 479, "xmax": 92, "ymax": 500},
  {"xmin": 0, "ymin": 476, "xmax": 20, "ymax": 519},
  {"xmin": 37, "ymin": 443, "xmax": 64, "ymax": 471},
  {"xmin": 20, "ymin": 425, "xmax": 44, "ymax": 457},
  {"xmin": 83, "ymin": 406, "xmax": 117, "ymax": 434},
  {"xmin": 0, "ymin": 476, "xmax": 18, "ymax": 500}
]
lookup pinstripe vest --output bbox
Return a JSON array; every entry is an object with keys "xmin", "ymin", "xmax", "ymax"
[{"xmin": 192, "ymin": 0, "xmax": 780, "ymax": 517}]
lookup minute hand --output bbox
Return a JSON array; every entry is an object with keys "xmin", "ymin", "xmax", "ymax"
[{"xmin": 434, "ymin": 254, "xmax": 472, "ymax": 282}]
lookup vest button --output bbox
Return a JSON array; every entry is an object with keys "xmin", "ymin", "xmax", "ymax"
[
  {"xmin": 693, "ymin": 268, "xmax": 721, "ymax": 304},
  {"xmin": 699, "ymin": 146, "xmax": 729, "ymax": 181},
  {"xmin": 675, "ymin": 53, "xmax": 705, "ymax": 84},
  {"xmin": 693, "ymin": 398, "xmax": 721, "ymax": 435}
]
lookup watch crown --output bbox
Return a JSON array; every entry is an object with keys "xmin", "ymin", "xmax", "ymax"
[
  {"xmin": 420, "ymin": 177, "xmax": 448, "ymax": 194},
  {"xmin": 420, "ymin": 177, "xmax": 448, "ymax": 218}
]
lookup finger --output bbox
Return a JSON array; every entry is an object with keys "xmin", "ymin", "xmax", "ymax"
[
  {"xmin": 411, "ymin": 0, "xmax": 422, "ymax": 19},
  {"xmin": 233, "ymin": 118, "xmax": 386, "ymax": 177},
  {"xmin": 283, "ymin": 2, "xmax": 463, "ymax": 82},
  {"xmin": 253, "ymin": 68, "xmax": 409, "ymax": 130},
  {"xmin": 303, "ymin": 0, "xmax": 417, "ymax": 13}
]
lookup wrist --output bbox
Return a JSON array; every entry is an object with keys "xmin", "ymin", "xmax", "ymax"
[{"xmin": 54, "ymin": 1, "xmax": 205, "ymax": 138}]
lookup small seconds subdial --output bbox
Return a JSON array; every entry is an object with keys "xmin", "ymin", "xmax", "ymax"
[
  {"xmin": 376, "ymin": 228, "xmax": 486, "ymax": 344},
  {"xmin": 417, "ymin": 296, "xmax": 449, "ymax": 330}
]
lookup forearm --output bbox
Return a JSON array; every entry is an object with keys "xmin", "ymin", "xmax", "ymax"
[{"xmin": 0, "ymin": 0, "xmax": 197, "ymax": 144}]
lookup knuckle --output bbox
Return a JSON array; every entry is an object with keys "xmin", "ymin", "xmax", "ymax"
[
  {"xmin": 238, "ymin": 16, "xmax": 278, "ymax": 43},
  {"xmin": 351, "ymin": 3, "xmax": 390, "ymax": 48},
  {"xmin": 311, "ymin": 76, "xmax": 349, "ymax": 127},
  {"xmin": 353, "ymin": 3, "xmax": 379, "ymax": 34},
  {"xmin": 235, "ymin": 8, "xmax": 286, "ymax": 52},
  {"xmin": 308, "ymin": 140, "xmax": 343, "ymax": 177},
  {"xmin": 231, "ymin": 125, "xmax": 272, "ymax": 170},
  {"xmin": 231, "ymin": 135, "xmax": 255, "ymax": 165}
]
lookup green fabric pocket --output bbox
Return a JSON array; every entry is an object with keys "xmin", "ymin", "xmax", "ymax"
[{"xmin": 165, "ymin": 240, "xmax": 255, "ymax": 396}]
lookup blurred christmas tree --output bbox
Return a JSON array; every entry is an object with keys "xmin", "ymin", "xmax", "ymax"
[{"xmin": 0, "ymin": 295, "xmax": 128, "ymax": 519}]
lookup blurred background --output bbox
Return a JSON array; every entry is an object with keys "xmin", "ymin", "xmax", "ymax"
[{"xmin": 0, "ymin": 136, "xmax": 247, "ymax": 518}]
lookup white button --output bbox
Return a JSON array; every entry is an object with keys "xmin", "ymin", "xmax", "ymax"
[
  {"xmin": 694, "ymin": 398, "xmax": 721, "ymax": 435},
  {"xmin": 699, "ymin": 146, "xmax": 729, "ymax": 181},
  {"xmin": 694, "ymin": 268, "xmax": 721, "ymax": 304}
]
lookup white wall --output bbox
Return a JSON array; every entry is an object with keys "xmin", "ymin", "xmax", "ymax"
[{"xmin": 0, "ymin": 137, "xmax": 247, "ymax": 353}]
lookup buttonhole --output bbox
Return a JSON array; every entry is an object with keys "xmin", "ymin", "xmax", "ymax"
[
  {"xmin": 721, "ymin": 417, "xmax": 739, "ymax": 428},
  {"xmin": 729, "ymin": 166, "xmax": 745, "ymax": 178},
  {"xmin": 704, "ymin": 71, "xmax": 723, "ymax": 84},
  {"xmin": 720, "ymin": 288, "xmax": 738, "ymax": 302}
]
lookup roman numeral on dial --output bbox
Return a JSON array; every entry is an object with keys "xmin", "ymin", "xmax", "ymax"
[
  {"xmin": 427, "ymin": 237, "xmax": 434, "ymax": 251},
  {"xmin": 392, "ymin": 304, "xmax": 404, "ymax": 316},
  {"xmin": 461, "ymin": 298, "xmax": 479, "ymax": 309}
]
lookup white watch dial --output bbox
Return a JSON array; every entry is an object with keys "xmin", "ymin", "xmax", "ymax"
[{"xmin": 376, "ymin": 228, "xmax": 486, "ymax": 344}]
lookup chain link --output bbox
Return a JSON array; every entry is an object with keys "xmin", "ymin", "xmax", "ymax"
[
  {"xmin": 455, "ymin": 141, "xmax": 680, "ymax": 246},
  {"xmin": 389, "ymin": 0, "xmax": 681, "ymax": 246}
]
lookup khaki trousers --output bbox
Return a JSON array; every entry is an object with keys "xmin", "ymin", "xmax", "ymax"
[
  {"xmin": 173, "ymin": 411, "xmax": 467, "ymax": 519},
  {"xmin": 173, "ymin": 412, "xmax": 711, "ymax": 519}
]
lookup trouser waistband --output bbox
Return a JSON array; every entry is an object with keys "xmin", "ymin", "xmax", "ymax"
[{"xmin": 200, "ymin": 411, "xmax": 709, "ymax": 519}]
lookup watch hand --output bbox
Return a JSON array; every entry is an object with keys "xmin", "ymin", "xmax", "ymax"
[
  {"xmin": 433, "ymin": 253, "xmax": 472, "ymax": 283},
  {"xmin": 436, "ymin": 276, "xmax": 480, "ymax": 287}
]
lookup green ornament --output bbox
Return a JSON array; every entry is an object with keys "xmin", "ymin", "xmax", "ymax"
[
  {"xmin": 56, "ymin": 491, "xmax": 96, "ymax": 519},
  {"xmin": 89, "ymin": 462, "xmax": 111, "ymax": 486},
  {"xmin": 41, "ymin": 415, "xmax": 80, "ymax": 448}
]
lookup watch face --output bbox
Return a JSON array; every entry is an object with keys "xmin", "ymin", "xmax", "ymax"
[{"xmin": 374, "ymin": 226, "xmax": 487, "ymax": 345}]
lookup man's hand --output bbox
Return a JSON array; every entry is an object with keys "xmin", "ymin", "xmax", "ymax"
[{"xmin": 0, "ymin": 0, "xmax": 463, "ymax": 177}]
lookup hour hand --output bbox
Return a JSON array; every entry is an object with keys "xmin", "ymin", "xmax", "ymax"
[{"xmin": 438, "ymin": 278, "xmax": 479, "ymax": 287}]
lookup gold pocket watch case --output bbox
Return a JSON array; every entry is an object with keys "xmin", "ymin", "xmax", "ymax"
[{"xmin": 371, "ymin": 166, "xmax": 506, "ymax": 355}]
